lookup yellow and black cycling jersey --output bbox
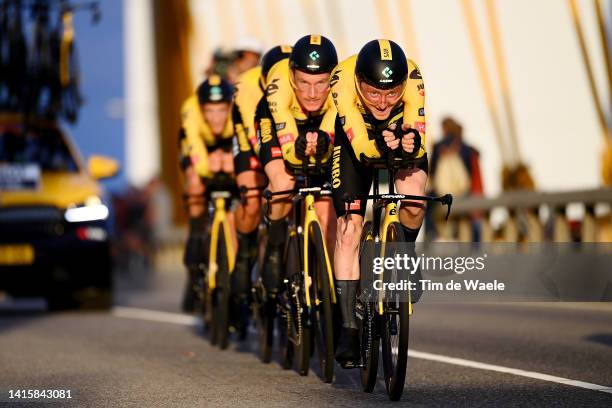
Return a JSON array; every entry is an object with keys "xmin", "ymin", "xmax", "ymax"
[
  {"xmin": 233, "ymin": 66, "xmax": 264, "ymax": 156},
  {"xmin": 330, "ymin": 54, "xmax": 426, "ymax": 161},
  {"xmin": 179, "ymin": 94, "xmax": 234, "ymax": 178},
  {"xmin": 264, "ymin": 59, "xmax": 337, "ymax": 166}
]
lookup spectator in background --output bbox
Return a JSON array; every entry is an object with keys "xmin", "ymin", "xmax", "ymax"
[{"xmin": 426, "ymin": 117, "xmax": 484, "ymax": 241}]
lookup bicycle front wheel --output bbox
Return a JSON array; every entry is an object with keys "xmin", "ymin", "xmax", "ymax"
[
  {"xmin": 380, "ymin": 222, "xmax": 410, "ymax": 401},
  {"xmin": 359, "ymin": 221, "xmax": 380, "ymax": 392},
  {"xmin": 211, "ymin": 227, "xmax": 230, "ymax": 350},
  {"xmin": 309, "ymin": 223, "xmax": 335, "ymax": 383}
]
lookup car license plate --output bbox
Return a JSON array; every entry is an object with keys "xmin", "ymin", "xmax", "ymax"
[{"xmin": 0, "ymin": 244, "xmax": 35, "ymax": 265}]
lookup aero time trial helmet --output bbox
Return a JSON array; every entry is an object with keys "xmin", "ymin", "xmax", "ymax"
[
  {"xmin": 261, "ymin": 45, "xmax": 293, "ymax": 80},
  {"xmin": 289, "ymin": 35, "xmax": 338, "ymax": 74},
  {"xmin": 355, "ymin": 39, "xmax": 408, "ymax": 90},
  {"xmin": 197, "ymin": 75, "xmax": 233, "ymax": 104}
]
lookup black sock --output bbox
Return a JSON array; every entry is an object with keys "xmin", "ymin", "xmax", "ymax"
[
  {"xmin": 237, "ymin": 230, "xmax": 258, "ymax": 256},
  {"xmin": 401, "ymin": 225, "xmax": 421, "ymax": 243},
  {"xmin": 267, "ymin": 218, "xmax": 288, "ymax": 246},
  {"xmin": 336, "ymin": 280, "xmax": 359, "ymax": 330},
  {"xmin": 189, "ymin": 214, "xmax": 206, "ymax": 235}
]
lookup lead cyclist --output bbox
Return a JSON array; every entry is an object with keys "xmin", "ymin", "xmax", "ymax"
[{"xmin": 330, "ymin": 40, "xmax": 429, "ymax": 367}]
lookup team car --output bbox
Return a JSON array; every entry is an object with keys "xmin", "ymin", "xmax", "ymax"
[{"xmin": 0, "ymin": 115, "xmax": 118, "ymax": 309}]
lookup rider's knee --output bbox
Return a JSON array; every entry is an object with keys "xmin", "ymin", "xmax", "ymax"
[
  {"xmin": 336, "ymin": 217, "xmax": 362, "ymax": 251},
  {"xmin": 400, "ymin": 201, "xmax": 425, "ymax": 219}
]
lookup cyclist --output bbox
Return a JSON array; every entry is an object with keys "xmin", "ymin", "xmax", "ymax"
[
  {"xmin": 330, "ymin": 40, "xmax": 428, "ymax": 367},
  {"xmin": 257, "ymin": 34, "xmax": 338, "ymax": 300},
  {"xmin": 178, "ymin": 75, "xmax": 236, "ymax": 312},
  {"xmin": 231, "ymin": 44, "xmax": 293, "ymax": 328}
]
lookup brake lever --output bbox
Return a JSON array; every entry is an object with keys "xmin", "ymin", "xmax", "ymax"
[{"xmin": 441, "ymin": 194, "xmax": 453, "ymax": 221}]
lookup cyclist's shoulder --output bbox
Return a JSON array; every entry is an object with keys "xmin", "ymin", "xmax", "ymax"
[
  {"xmin": 235, "ymin": 66, "xmax": 263, "ymax": 97},
  {"xmin": 265, "ymin": 59, "xmax": 291, "ymax": 101},
  {"xmin": 181, "ymin": 94, "xmax": 199, "ymax": 113},
  {"xmin": 331, "ymin": 55, "xmax": 358, "ymax": 108},
  {"xmin": 406, "ymin": 59, "xmax": 423, "ymax": 81}
]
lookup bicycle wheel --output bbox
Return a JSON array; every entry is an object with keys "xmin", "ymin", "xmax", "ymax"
[
  {"xmin": 309, "ymin": 223, "xmax": 335, "ymax": 383},
  {"xmin": 359, "ymin": 221, "xmax": 380, "ymax": 392},
  {"xmin": 381, "ymin": 222, "xmax": 410, "ymax": 400},
  {"xmin": 211, "ymin": 227, "xmax": 230, "ymax": 350},
  {"xmin": 279, "ymin": 230, "xmax": 300, "ymax": 369}
]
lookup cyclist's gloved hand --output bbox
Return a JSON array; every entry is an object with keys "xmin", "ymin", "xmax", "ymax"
[
  {"xmin": 376, "ymin": 124, "xmax": 400, "ymax": 155},
  {"xmin": 295, "ymin": 133, "xmax": 309, "ymax": 160},
  {"xmin": 313, "ymin": 129, "xmax": 331, "ymax": 160},
  {"xmin": 395, "ymin": 124, "xmax": 422, "ymax": 157}
]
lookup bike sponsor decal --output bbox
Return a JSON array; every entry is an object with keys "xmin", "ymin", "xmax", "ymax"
[
  {"xmin": 349, "ymin": 201, "xmax": 361, "ymax": 211},
  {"xmin": 275, "ymin": 122, "xmax": 286, "ymax": 131}
]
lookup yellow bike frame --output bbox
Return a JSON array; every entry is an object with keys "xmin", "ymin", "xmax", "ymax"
[
  {"xmin": 377, "ymin": 201, "xmax": 413, "ymax": 316},
  {"xmin": 301, "ymin": 193, "xmax": 336, "ymax": 308},
  {"xmin": 208, "ymin": 193, "xmax": 235, "ymax": 291}
]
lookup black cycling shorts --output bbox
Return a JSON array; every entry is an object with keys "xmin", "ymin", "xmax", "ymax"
[
  {"xmin": 233, "ymin": 145, "xmax": 263, "ymax": 175},
  {"xmin": 331, "ymin": 119, "xmax": 429, "ymax": 218}
]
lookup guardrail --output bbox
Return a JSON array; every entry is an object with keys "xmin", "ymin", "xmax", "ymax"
[{"xmin": 434, "ymin": 188, "xmax": 612, "ymax": 242}]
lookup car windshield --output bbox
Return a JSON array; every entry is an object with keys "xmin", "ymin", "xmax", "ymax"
[{"xmin": 0, "ymin": 126, "xmax": 79, "ymax": 172}]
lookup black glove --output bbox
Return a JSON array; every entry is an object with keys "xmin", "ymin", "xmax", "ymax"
[
  {"xmin": 295, "ymin": 133, "xmax": 308, "ymax": 160},
  {"xmin": 314, "ymin": 129, "xmax": 331, "ymax": 159},
  {"xmin": 374, "ymin": 130, "xmax": 394, "ymax": 155},
  {"xmin": 393, "ymin": 126, "xmax": 422, "ymax": 158}
]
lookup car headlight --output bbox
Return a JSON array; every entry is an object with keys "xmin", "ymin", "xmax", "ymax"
[{"xmin": 64, "ymin": 196, "xmax": 109, "ymax": 223}]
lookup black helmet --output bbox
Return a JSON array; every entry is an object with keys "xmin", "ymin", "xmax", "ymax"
[
  {"xmin": 355, "ymin": 39, "xmax": 408, "ymax": 89},
  {"xmin": 289, "ymin": 35, "xmax": 338, "ymax": 74},
  {"xmin": 261, "ymin": 45, "xmax": 293, "ymax": 80},
  {"xmin": 197, "ymin": 75, "xmax": 233, "ymax": 104}
]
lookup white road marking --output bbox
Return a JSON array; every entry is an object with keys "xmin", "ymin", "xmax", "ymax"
[
  {"xmin": 409, "ymin": 350, "xmax": 612, "ymax": 395},
  {"xmin": 111, "ymin": 306, "xmax": 612, "ymax": 395},
  {"xmin": 112, "ymin": 306, "xmax": 199, "ymax": 326}
]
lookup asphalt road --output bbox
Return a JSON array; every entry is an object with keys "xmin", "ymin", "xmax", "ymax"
[{"xmin": 1, "ymin": 250, "xmax": 611, "ymax": 407}]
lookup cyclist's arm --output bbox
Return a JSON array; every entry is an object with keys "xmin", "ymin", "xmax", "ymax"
[
  {"xmin": 232, "ymin": 104, "xmax": 252, "ymax": 154},
  {"xmin": 181, "ymin": 98, "xmax": 211, "ymax": 178},
  {"xmin": 266, "ymin": 61, "xmax": 301, "ymax": 166},
  {"xmin": 402, "ymin": 59, "xmax": 427, "ymax": 158},
  {"xmin": 330, "ymin": 58, "xmax": 380, "ymax": 160}
]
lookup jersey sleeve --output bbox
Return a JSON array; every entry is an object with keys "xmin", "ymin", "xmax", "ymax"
[
  {"xmin": 265, "ymin": 60, "xmax": 301, "ymax": 166},
  {"xmin": 232, "ymin": 104, "xmax": 252, "ymax": 154},
  {"xmin": 180, "ymin": 97, "xmax": 211, "ymax": 178},
  {"xmin": 402, "ymin": 59, "xmax": 426, "ymax": 158},
  {"xmin": 330, "ymin": 56, "xmax": 380, "ymax": 160}
]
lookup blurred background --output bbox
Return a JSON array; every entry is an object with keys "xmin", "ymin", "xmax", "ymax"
[{"xmin": 1, "ymin": 0, "xmax": 611, "ymax": 300}]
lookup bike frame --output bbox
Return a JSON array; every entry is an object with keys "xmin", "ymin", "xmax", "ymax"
[
  {"xmin": 300, "ymin": 191, "xmax": 336, "ymax": 308},
  {"xmin": 208, "ymin": 192, "xmax": 235, "ymax": 291}
]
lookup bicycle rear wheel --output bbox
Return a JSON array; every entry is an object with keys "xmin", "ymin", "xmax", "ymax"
[
  {"xmin": 380, "ymin": 222, "xmax": 410, "ymax": 400},
  {"xmin": 211, "ymin": 227, "xmax": 230, "ymax": 350},
  {"xmin": 359, "ymin": 221, "xmax": 380, "ymax": 392},
  {"xmin": 309, "ymin": 223, "xmax": 334, "ymax": 383}
]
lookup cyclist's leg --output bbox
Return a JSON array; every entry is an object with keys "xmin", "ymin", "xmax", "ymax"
[
  {"xmin": 232, "ymin": 146, "xmax": 265, "ymax": 307},
  {"xmin": 261, "ymin": 159, "xmax": 294, "ymax": 294},
  {"xmin": 331, "ymin": 131, "xmax": 372, "ymax": 366},
  {"xmin": 182, "ymin": 164, "xmax": 207, "ymax": 312},
  {"xmin": 258, "ymin": 128, "xmax": 294, "ymax": 295},
  {"xmin": 314, "ymin": 197, "xmax": 336, "ymax": 264},
  {"xmin": 394, "ymin": 155, "xmax": 429, "ymax": 302}
]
